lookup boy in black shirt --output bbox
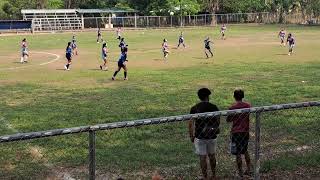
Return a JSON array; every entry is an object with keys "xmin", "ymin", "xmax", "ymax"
[{"xmin": 189, "ymin": 88, "xmax": 220, "ymax": 179}]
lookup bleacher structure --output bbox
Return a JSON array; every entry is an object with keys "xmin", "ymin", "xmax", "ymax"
[
  {"xmin": 21, "ymin": 9, "xmax": 138, "ymax": 32},
  {"xmin": 21, "ymin": 9, "xmax": 83, "ymax": 32}
]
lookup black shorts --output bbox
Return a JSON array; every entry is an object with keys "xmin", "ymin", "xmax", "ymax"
[
  {"xmin": 231, "ymin": 132, "xmax": 249, "ymax": 155},
  {"xmin": 205, "ymin": 47, "xmax": 211, "ymax": 51},
  {"xmin": 118, "ymin": 62, "xmax": 125, "ymax": 68},
  {"xmin": 66, "ymin": 54, "xmax": 72, "ymax": 61}
]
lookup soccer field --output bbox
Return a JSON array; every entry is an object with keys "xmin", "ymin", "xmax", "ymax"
[{"xmin": 0, "ymin": 25, "xmax": 319, "ymax": 179}]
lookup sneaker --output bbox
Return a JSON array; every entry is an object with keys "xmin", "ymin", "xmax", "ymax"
[
  {"xmin": 288, "ymin": 53, "xmax": 291, "ymax": 56},
  {"xmin": 100, "ymin": 65, "xmax": 102, "ymax": 70},
  {"xmin": 124, "ymin": 78, "xmax": 128, "ymax": 80},
  {"xmin": 67, "ymin": 68, "xmax": 70, "ymax": 71},
  {"xmin": 112, "ymin": 77, "xmax": 115, "ymax": 80}
]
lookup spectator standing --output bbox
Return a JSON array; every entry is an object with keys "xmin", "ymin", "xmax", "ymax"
[
  {"xmin": 226, "ymin": 89, "xmax": 252, "ymax": 178},
  {"xmin": 189, "ymin": 88, "xmax": 220, "ymax": 180}
]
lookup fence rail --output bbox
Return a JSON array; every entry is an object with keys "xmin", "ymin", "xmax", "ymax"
[
  {"xmin": 81, "ymin": 12, "xmax": 320, "ymax": 29},
  {"xmin": 0, "ymin": 101, "xmax": 319, "ymax": 179}
]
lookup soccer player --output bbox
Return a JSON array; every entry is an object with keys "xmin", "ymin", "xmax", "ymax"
[
  {"xmin": 287, "ymin": 33, "xmax": 295, "ymax": 56},
  {"xmin": 97, "ymin": 28, "xmax": 103, "ymax": 43},
  {"xmin": 162, "ymin": 39, "xmax": 169, "ymax": 60},
  {"xmin": 177, "ymin": 32, "xmax": 186, "ymax": 48},
  {"xmin": 204, "ymin": 37, "xmax": 214, "ymax": 58},
  {"xmin": 112, "ymin": 47, "xmax": 128, "ymax": 80},
  {"xmin": 278, "ymin": 29, "xmax": 286, "ymax": 46},
  {"xmin": 71, "ymin": 35, "xmax": 78, "ymax": 55},
  {"xmin": 221, "ymin": 24, "xmax": 227, "ymax": 40},
  {"xmin": 119, "ymin": 38, "xmax": 127, "ymax": 52},
  {"xmin": 20, "ymin": 38, "xmax": 29, "ymax": 63},
  {"xmin": 100, "ymin": 42, "xmax": 108, "ymax": 71},
  {"xmin": 64, "ymin": 42, "xmax": 73, "ymax": 71},
  {"xmin": 116, "ymin": 27, "xmax": 121, "ymax": 40}
]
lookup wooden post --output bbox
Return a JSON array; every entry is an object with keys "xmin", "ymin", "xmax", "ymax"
[
  {"xmin": 89, "ymin": 131, "xmax": 96, "ymax": 180},
  {"xmin": 254, "ymin": 112, "xmax": 261, "ymax": 180}
]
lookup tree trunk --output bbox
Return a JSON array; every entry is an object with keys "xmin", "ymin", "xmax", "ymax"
[{"xmin": 37, "ymin": 0, "xmax": 46, "ymax": 9}]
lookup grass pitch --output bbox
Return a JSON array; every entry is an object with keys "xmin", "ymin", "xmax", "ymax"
[{"xmin": 0, "ymin": 25, "xmax": 319, "ymax": 179}]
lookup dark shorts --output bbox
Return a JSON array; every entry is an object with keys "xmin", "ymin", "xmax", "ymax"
[
  {"xmin": 205, "ymin": 46, "xmax": 211, "ymax": 50},
  {"xmin": 118, "ymin": 62, "xmax": 125, "ymax": 68},
  {"xmin": 231, "ymin": 132, "xmax": 249, "ymax": 155},
  {"xmin": 66, "ymin": 54, "xmax": 72, "ymax": 61}
]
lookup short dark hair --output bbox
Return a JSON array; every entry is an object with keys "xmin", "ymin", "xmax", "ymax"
[
  {"xmin": 198, "ymin": 88, "xmax": 211, "ymax": 101},
  {"xmin": 234, "ymin": 89, "xmax": 244, "ymax": 101}
]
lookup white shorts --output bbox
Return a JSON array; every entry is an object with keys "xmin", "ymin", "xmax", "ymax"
[{"xmin": 194, "ymin": 138, "xmax": 217, "ymax": 156}]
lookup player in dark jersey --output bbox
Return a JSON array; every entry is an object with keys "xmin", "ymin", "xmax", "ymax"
[
  {"xmin": 204, "ymin": 37, "xmax": 214, "ymax": 58},
  {"xmin": 64, "ymin": 42, "xmax": 73, "ymax": 71},
  {"xmin": 286, "ymin": 33, "xmax": 295, "ymax": 56},
  {"xmin": 112, "ymin": 47, "xmax": 128, "ymax": 80},
  {"xmin": 71, "ymin": 35, "xmax": 78, "ymax": 55},
  {"xmin": 162, "ymin": 39, "xmax": 169, "ymax": 60},
  {"xmin": 20, "ymin": 38, "xmax": 29, "ymax": 63},
  {"xmin": 278, "ymin": 29, "xmax": 286, "ymax": 46},
  {"xmin": 100, "ymin": 42, "xmax": 108, "ymax": 71},
  {"xmin": 97, "ymin": 28, "xmax": 103, "ymax": 43},
  {"xmin": 177, "ymin": 32, "xmax": 186, "ymax": 48},
  {"xmin": 221, "ymin": 24, "xmax": 227, "ymax": 40},
  {"xmin": 119, "ymin": 38, "xmax": 127, "ymax": 52}
]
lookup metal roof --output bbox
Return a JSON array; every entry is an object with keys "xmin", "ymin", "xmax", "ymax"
[
  {"xmin": 77, "ymin": 9, "xmax": 138, "ymax": 14},
  {"xmin": 21, "ymin": 9, "xmax": 77, "ymax": 14},
  {"xmin": 21, "ymin": 9, "xmax": 137, "ymax": 14}
]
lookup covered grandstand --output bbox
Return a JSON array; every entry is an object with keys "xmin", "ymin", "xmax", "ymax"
[{"xmin": 21, "ymin": 9, "xmax": 138, "ymax": 32}]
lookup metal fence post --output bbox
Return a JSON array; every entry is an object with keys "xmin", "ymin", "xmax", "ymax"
[
  {"xmin": 254, "ymin": 111, "xmax": 261, "ymax": 180},
  {"xmin": 89, "ymin": 130, "xmax": 96, "ymax": 180}
]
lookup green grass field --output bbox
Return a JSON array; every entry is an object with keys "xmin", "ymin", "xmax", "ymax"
[{"xmin": 0, "ymin": 25, "xmax": 319, "ymax": 179}]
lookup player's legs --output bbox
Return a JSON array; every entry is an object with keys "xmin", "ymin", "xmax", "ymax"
[
  {"xmin": 288, "ymin": 45, "xmax": 294, "ymax": 55},
  {"xmin": 123, "ymin": 66, "xmax": 128, "ymax": 80},
  {"xmin": 112, "ymin": 65, "xmax": 122, "ymax": 80},
  {"xmin": 65, "ymin": 60, "xmax": 72, "ymax": 70},
  {"xmin": 23, "ymin": 54, "xmax": 28, "ymax": 63}
]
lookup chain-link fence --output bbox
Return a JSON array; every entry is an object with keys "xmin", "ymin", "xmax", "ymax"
[
  {"xmin": 82, "ymin": 12, "xmax": 320, "ymax": 29},
  {"xmin": 0, "ymin": 101, "xmax": 319, "ymax": 179}
]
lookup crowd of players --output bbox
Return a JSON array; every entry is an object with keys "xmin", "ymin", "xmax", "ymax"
[{"xmin": 19, "ymin": 25, "xmax": 296, "ymax": 80}]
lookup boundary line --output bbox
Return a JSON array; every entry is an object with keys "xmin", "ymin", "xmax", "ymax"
[{"xmin": 0, "ymin": 51, "xmax": 61, "ymax": 71}]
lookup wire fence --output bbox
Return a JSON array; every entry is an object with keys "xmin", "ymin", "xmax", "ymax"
[
  {"xmin": 83, "ymin": 12, "xmax": 320, "ymax": 29},
  {"xmin": 0, "ymin": 101, "xmax": 319, "ymax": 179}
]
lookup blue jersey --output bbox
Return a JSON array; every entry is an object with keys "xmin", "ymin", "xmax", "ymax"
[
  {"xmin": 101, "ymin": 47, "xmax": 107, "ymax": 58},
  {"xmin": 66, "ymin": 46, "xmax": 72, "ymax": 55},
  {"xmin": 71, "ymin": 41, "xmax": 77, "ymax": 49},
  {"xmin": 279, "ymin": 31, "xmax": 286, "ymax": 37},
  {"xmin": 287, "ymin": 36, "xmax": 295, "ymax": 45},
  {"xmin": 119, "ymin": 41, "xmax": 126, "ymax": 48},
  {"xmin": 118, "ymin": 53, "xmax": 127, "ymax": 64}
]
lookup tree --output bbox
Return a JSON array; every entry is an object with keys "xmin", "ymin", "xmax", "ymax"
[{"xmin": 47, "ymin": 0, "xmax": 64, "ymax": 9}]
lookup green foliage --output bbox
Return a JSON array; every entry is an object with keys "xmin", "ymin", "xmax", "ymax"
[
  {"xmin": 0, "ymin": 0, "xmax": 320, "ymax": 20},
  {"xmin": 47, "ymin": 0, "xmax": 64, "ymax": 9}
]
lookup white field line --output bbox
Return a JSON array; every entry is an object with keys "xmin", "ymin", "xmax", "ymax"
[{"xmin": 0, "ymin": 51, "xmax": 60, "ymax": 71}]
